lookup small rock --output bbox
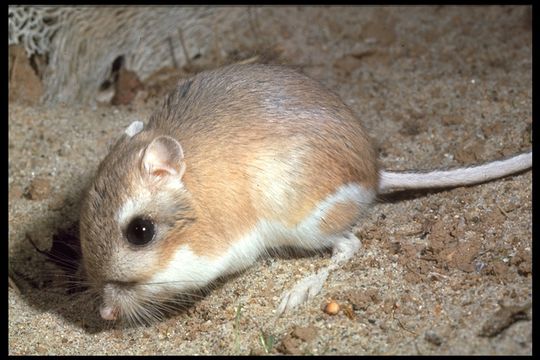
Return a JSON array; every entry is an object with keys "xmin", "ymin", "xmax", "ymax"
[
  {"xmin": 382, "ymin": 298, "xmax": 397, "ymax": 314},
  {"xmin": 333, "ymin": 55, "xmax": 363, "ymax": 76},
  {"xmin": 292, "ymin": 326, "xmax": 318, "ymax": 342},
  {"xmin": 478, "ymin": 301, "xmax": 531, "ymax": 337},
  {"xmin": 25, "ymin": 177, "xmax": 51, "ymax": 200},
  {"xmin": 48, "ymin": 194, "xmax": 66, "ymax": 210},
  {"xmin": 8, "ymin": 45, "xmax": 44, "ymax": 105},
  {"xmin": 518, "ymin": 261, "xmax": 532, "ymax": 276},
  {"xmin": 425, "ymin": 330, "xmax": 443, "ymax": 346},
  {"xmin": 400, "ymin": 118, "xmax": 423, "ymax": 136},
  {"xmin": 490, "ymin": 260, "xmax": 509, "ymax": 278},
  {"xmin": 347, "ymin": 291, "xmax": 371, "ymax": 311},
  {"xmin": 277, "ymin": 335, "xmax": 302, "ymax": 355},
  {"xmin": 455, "ymin": 142, "xmax": 485, "ymax": 164},
  {"xmin": 112, "ymin": 67, "xmax": 143, "ymax": 106},
  {"xmin": 441, "ymin": 115, "xmax": 463, "ymax": 126},
  {"xmin": 9, "ymin": 185, "xmax": 23, "ymax": 200},
  {"xmin": 481, "ymin": 122, "xmax": 503, "ymax": 137},
  {"xmin": 35, "ymin": 344, "xmax": 47, "ymax": 354}
]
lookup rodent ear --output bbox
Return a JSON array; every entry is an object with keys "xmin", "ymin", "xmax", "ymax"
[{"xmin": 142, "ymin": 136, "xmax": 186, "ymax": 179}]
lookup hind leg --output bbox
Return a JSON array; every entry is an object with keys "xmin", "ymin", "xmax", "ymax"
[
  {"xmin": 276, "ymin": 183, "xmax": 374, "ymax": 315},
  {"xmin": 277, "ymin": 232, "xmax": 361, "ymax": 314}
]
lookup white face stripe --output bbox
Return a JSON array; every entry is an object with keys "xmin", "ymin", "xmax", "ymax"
[
  {"xmin": 116, "ymin": 175, "xmax": 186, "ymax": 227},
  {"xmin": 148, "ymin": 183, "xmax": 376, "ymax": 291},
  {"xmin": 116, "ymin": 189, "xmax": 152, "ymax": 226}
]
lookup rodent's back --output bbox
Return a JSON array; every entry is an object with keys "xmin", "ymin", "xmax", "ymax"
[
  {"xmin": 149, "ymin": 65, "xmax": 374, "ymax": 149},
  {"xmin": 148, "ymin": 64, "xmax": 378, "ymax": 185}
]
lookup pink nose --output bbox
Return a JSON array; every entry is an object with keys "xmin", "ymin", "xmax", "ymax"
[{"xmin": 99, "ymin": 304, "xmax": 119, "ymax": 321}]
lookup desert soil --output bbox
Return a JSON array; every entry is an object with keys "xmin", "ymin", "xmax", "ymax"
[{"xmin": 8, "ymin": 6, "xmax": 532, "ymax": 355}]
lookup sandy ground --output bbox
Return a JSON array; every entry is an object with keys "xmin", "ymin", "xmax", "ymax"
[{"xmin": 8, "ymin": 6, "xmax": 532, "ymax": 355}]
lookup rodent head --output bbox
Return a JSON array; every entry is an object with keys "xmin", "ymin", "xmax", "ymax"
[{"xmin": 80, "ymin": 131, "xmax": 195, "ymax": 324}]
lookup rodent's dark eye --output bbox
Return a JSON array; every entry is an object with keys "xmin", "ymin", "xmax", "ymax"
[{"xmin": 126, "ymin": 217, "xmax": 155, "ymax": 246}]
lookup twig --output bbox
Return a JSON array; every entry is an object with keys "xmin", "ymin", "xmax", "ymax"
[
  {"xmin": 177, "ymin": 28, "xmax": 192, "ymax": 67},
  {"xmin": 8, "ymin": 275, "xmax": 21, "ymax": 295},
  {"xmin": 396, "ymin": 317, "xmax": 417, "ymax": 335},
  {"xmin": 247, "ymin": 6, "xmax": 262, "ymax": 42},
  {"xmin": 234, "ymin": 303, "xmax": 243, "ymax": 353},
  {"xmin": 166, "ymin": 37, "xmax": 179, "ymax": 69},
  {"xmin": 233, "ymin": 56, "xmax": 260, "ymax": 66},
  {"xmin": 427, "ymin": 271, "xmax": 449, "ymax": 279},
  {"xmin": 414, "ymin": 339, "xmax": 423, "ymax": 355},
  {"xmin": 496, "ymin": 203, "xmax": 509, "ymax": 219}
]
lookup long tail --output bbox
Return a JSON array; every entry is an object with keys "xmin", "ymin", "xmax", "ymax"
[{"xmin": 378, "ymin": 151, "xmax": 532, "ymax": 194}]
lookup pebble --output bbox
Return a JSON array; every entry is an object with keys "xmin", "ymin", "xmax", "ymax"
[
  {"xmin": 48, "ymin": 195, "xmax": 66, "ymax": 210},
  {"xmin": 424, "ymin": 330, "xmax": 443, "ymax": 346},
  {"xmin": 25, "ymin": 177, "xmax": 51, "ymax": 200},
  {"xmin": 9, "ymin": 185, "xmax": 24, "ymax": 200}
]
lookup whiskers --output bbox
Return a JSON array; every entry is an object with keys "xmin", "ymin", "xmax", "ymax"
[{"xmin": 112, "ymin": 283, "xmax": 208, "ymax": 327}]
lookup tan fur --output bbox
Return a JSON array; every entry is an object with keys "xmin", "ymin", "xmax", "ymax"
[
  {"xmin": 148, "ymin": 65, "xmax": 379, "ymax": 260},
  {"xmin": 319, "ymin": 201, "xmax": 361, "ymax": 235},
  {"xmin": 158, "ymin": 144, "xmax": 260, "ymax": 260}
]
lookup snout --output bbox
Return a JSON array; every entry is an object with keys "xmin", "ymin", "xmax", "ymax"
[
  {"xmin": 100, "ymin": 304, "xmax": 119, "ymax": 321},
  {"xmin": 100, "ymin": 282, "xmax": 125, "ymax": 321}
]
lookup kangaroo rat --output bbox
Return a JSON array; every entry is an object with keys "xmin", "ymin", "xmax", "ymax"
[{"xmin": 79, "ymin": 64, "xmax": 532, "ymax": 324}]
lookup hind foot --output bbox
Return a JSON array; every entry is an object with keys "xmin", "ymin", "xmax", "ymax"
[{"xmin": 276, "ymin": 232, "xmax": 361, "ymax": 315}]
